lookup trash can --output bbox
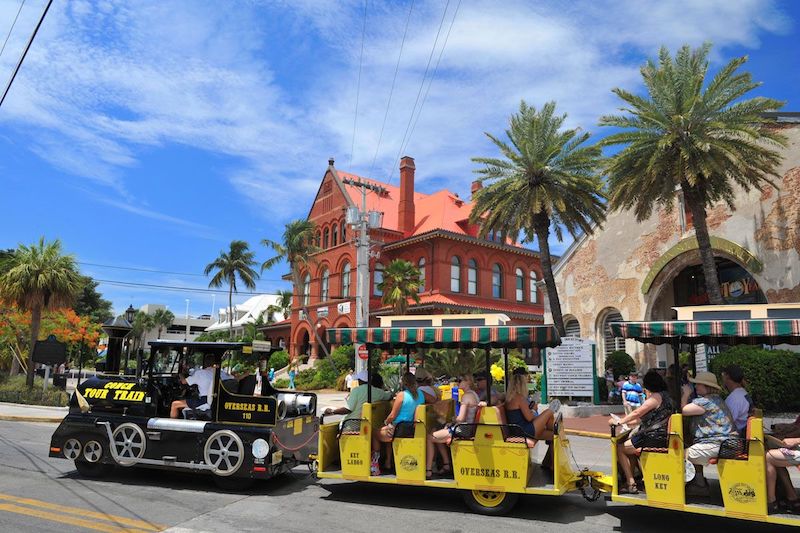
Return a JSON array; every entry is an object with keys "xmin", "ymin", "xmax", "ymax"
[{"xmin": 53, "ymin": 374, "xmax": 67, "ymax": 389}]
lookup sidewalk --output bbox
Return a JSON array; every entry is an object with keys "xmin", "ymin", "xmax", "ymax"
[{"xmin": 0, "ymin": 402, "xmax": 68, "ymax": 423}]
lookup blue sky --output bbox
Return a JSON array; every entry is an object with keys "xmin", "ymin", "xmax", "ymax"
[{"xmin": 0, "ymin": 0, "xmax": 798, "ymax": 318}]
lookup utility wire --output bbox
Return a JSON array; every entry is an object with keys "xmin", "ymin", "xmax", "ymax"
[
  {"xmin": 0, "ymin": 0, "xmax": 26, "ymax": 59},
  {"xmin": 367, "ymin": 0, "xmax": 415, "ymax": 178},
  {"xmin": 77, "ymin": 261, "xmax": 285, "ymax": 282},
  {"xmin": 95, "ymin": 278, "xmax": 346, "ymax": 301},
  {"xmin": 0, "ymin": 0, "xmax": 51, "ymax": 109},
  {"xmin": 348, "ymin": 0, "xmax": 368, "ymax": 169},
  {"xmin": 405, "ymin": 0, "xmax": 460, "ymax": 151},
  {"xmin": 386, "ymin": 0, "xmax": 450, "ymax": 185}
]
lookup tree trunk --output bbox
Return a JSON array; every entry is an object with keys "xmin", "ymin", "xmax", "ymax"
[
  {"xmin": 10, "ymin": 351, "xmax": 20, "ymax": 375},
  {"xmin": 228, "ymin": 286, "xmax": 233, "ymax": 340},
  {"xmin": 534, "ymin": 214, "xmax": 566, "ymax": 337},
  {"xmin": 27, "ymin": 306, "xmax": 42, "ymax": 389},
  {"xmin": 683, "ymin": 184, "xmax": 724, "ymax": 305}
]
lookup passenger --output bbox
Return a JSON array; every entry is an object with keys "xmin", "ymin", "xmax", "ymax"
[
  {"xmin": 505, "ymin": 373, "xmax": 555, "ymax": 441},
  {"xmin": 681, "ymin": 371, "xmax": 737, "ymax": 495},
  {"xmin": 721, "ymin": 365, "xmax": 754, "ymax": 437},
  {"xmin": 372, "ymin": 372, "xmax": 426, "ymax": 476},
  {"xmin": 609, "ymin": 370, "xmax": 674, "ymax": 494},
  {"xmin": 766, "ymin": 437, "xmax": 800, "ymax": 514},
  {"xmin": 413, "ymin": 367, "xmax": 439, "ymax": 404},
  {"xmin": 474, "ymin": 371, "xmax": 500, "ymax": 404},
  {"xmin": 426, "ymin": 374, "xmax": 480, "ymax": 479},
  {"xmin": 170, "ymin": 354, "xmax": 216, "ymax": 418},
  {"xmin": 322, "ymin": 370, "xmax": 392, "ymax": 421},
  {"xmin": 622, "ymin": 372, "xmax": 644, "ymax": 415}
]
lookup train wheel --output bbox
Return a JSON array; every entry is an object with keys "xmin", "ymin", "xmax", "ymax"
[
  {"xmin": 63, "ymin": 438, "xmax": 82, "ymax": 460},
  {"xmin": 112, "ymin": 423, "xmax": 146, "ymax": 466},
  {"xmin": 462, "ymin": 489, "xmax": 519, "ymax": 515},
  {"xmin": 75, "ymin": 439, "xmax": 112, "ymax": 478},
  {"xmin": 204, "ymin": 430, "xmax": 244, "ymax": 477}
]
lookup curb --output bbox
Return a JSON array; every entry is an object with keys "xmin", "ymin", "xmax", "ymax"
[
  {"xmin": 0, "ymin": 415, "xmax": 64, "ymax": 423},
  {"xmin": 564, "ymin": 428, "xmax": 609, "ymax": 439}
]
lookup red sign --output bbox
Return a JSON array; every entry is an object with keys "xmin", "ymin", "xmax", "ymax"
[{"xmin": 357, "ymin": 345, "xmax": 369, "ymax": 360}]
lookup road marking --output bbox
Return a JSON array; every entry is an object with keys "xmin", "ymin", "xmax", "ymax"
[{"xmin": 0, "ymin": 492, "xmax": 164, "ymax": 531}]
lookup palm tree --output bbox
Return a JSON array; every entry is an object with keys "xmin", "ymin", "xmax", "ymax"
[
  {"xmin": 267, "ymin": 290, "xmax": 293, "ymax": 322},
  {"xmin": 152, "ymin": 308, "xmax": 175, "ymax": 339},
  {"xmin": 469, "ymin": 101, "xmax": 606, "ymax": 335},
  {"xmin": 0, "ymin": 238, "xmax": 82, "ymax": 387},
  {"xmin": 261, "ymin": 220, "xmax": 327, "ymax": 357},
  {"xmin": 204, "ymin": 241, "xmax": 260, "ymax": 339},
  {"xmin": 131, "ymin": 311, "xmax": 156, "ymax": 354},
  {"xmin": 600, "ymin": 44, "xmax": 786, "ymax": 304},
  {"xmin": 378, "ymin": 259, "xmax": 422, "ymax": 314}
]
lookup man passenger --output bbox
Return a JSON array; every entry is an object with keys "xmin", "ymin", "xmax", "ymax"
[
  {"xmin": 170, "ymin": 354, "xmax": 217, "ymax": 418},
  {"xmin": 721, "ymin": 364, "xmax": 754, "ymax": 437},
  {"xmin": 323, "ymin": 370, "xmax": 392, "ymax": 421}
]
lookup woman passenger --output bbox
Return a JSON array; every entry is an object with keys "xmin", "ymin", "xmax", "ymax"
[
  {"xmin": 425, "ymin": 374, "xmax": 480, "ymax": 479},
  {"xmin": 609, "ymin": 369, "xmax": 674, "ymax": 494},
  {"xmin": 767, "ymin": 437, "xmax": 800, "ymax": 514},
  {"xmin": 505, "ymin": 373, "xmax": 556, "ymax": 441},
  {"xmin": 371, "ymin": 372, "xmax": 425, "ymax": 476}
]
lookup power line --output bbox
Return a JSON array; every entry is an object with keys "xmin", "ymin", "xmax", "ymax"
[
  {"xmin": 386, "ymin": 0, "xmax": 451, "ymax": 185},
  {"xmin": 77, "ymin": 261, "xmax": 286, "ymax": 282},
  {"xmin": 0, "ymin": 0, "xmax": 26, "ymax": 59},
  {"xmin": 406, "ymin": 0, "xmax": 460, "ymax": 149},
  {"xmin": 95, "ymin": 278, "xmax": 345, "ymax": 301},
  {"xmin": 367, "ymin": 0, "xmax": 415, "ymax": 178},
  {"xmin": 0, "ymin": 0, "xmax": 51, "ymax": 109},
  {"xmin": 348, "ymin": 0, "xmax": 368, "ymax": 169}
]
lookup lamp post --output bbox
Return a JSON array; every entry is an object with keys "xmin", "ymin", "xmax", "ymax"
[
  {"xmin": 185, "ymin": 299, "xmax": 190, "ymax": 341},
  {"xmin": 123, "ymin": 305, "xmax": 136, "ymax": 374}
]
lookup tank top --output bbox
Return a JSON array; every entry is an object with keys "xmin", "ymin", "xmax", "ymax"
[
  {"xmin": 459, "ymin": 390, "xmax": 480, "ymax": 424},
  {"xmin": 638, "ymin": 392, "xmax": 674, "ymax": 434},
  {"xmin": 395, "ymin": 389, "xmax": 425, "ymax": 424},
  {"xmin": 506, "ymin": 408, "xmax": 535, "ymax": 436}
]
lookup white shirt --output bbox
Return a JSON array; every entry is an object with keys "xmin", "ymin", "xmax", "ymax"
[
  {"xmin": 186, "ymin": 367, "xmax": 216, "ymax": 408},
  {"xmin": 725, "ymin": 387, "xmax": 752, "ymax": 432},
  {"xmin": 345, "ymin": 373, "xmax": 353, "ymax": 388}
]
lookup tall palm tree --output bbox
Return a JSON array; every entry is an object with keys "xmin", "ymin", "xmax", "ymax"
[
  {"xmin": 378, "ymin": 259, "xmax": 422, "ymax": 315},
  {"xmin": 131, "ymin": 310, "xmax": 156, "ymax": 354},
  {"xmin": 469, "ymin": 101, "xmax": 606, "ymax": 335},
  {"xmin": 261, "ymin": 220, "xmax": 326, "ymax": 357},
  {"xmin": 204, "ymin": 240, "xmax": 260, "ymax": 339},
  {"xmin": 267, "ymin": 289, "xmax": 293, "ymax": 322},
  {"xmin": 0, "ymin": 238, "xmax": 82, "ymax": 387},
  {"xmin": 600, "ymin": 44, "xmax": 786, "ymax": 304},
  {"xmin": 152, "ymin": 308, "xmax": 175, "ymax": 339}
]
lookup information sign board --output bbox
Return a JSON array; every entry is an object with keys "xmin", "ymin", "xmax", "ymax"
[{"xmin": 543, "ymin": 338, "xmax": 596, "ymax": 398}]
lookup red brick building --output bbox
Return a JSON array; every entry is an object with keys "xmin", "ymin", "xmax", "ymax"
[{"xmin": 261, "ymin": 156, "xmax": 546, "ymax": 361}]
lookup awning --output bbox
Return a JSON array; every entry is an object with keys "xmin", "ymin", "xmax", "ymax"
[
  {"xmin": 610, "ymin": 319, "xmax": 800, "ymax": 346},
  {"xmin": 327, "ymin": 325, "xmax": 560, "ymax": 349}
]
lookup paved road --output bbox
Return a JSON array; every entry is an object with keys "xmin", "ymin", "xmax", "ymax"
[{"xmin": 0, "ymin": 420, "xmax": 795, "ymax": 533}]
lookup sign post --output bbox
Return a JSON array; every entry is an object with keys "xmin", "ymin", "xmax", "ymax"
[
  {"xmin": 541, "ymin": 338, "xmax": 597, "ymax": 404},
  {"xmin": 357, "ymin": 344, "xmax": 369, "ymax": 360}
]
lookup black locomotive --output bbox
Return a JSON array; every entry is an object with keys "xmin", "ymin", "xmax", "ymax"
[{"xmin": 49, "ymin": 341, "xmax": 318, "ymax": 489}]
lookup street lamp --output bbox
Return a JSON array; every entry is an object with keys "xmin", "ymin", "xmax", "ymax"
[
  {"xmin": 125, "ymin": 304, "xmax": 136, "ymax": 323},
  {"xmin": 124, "ymin": 304, "xmax": 136, "ymax": 374}
]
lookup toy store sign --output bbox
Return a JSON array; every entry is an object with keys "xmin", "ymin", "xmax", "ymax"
[{"xmin": 545, "ymin": 338, "xmax": 594, "ymax": 396}]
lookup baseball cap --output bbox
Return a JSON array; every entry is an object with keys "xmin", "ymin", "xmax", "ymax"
[{"xmin": 354, "ymin": 370, "xmax": 369, "ymax": 383}]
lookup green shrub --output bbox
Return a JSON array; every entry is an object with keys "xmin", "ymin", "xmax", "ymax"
[
  {"xmin": 709, "ymin": 345, "xmax": 800, "ymax": 412},
  {"xmin": 331, "ymin": 345, "xmax": 355, "ymax": 374},
  {"xmin": 273, "ymin": 377, "xmax": 290, "ymax": 389},
  {"xmin": 606, "ymin": 351, "xmax": 636, "ymax": 379},
  {"xmin": 380, "ymin": 363, "xmax": 401, "ymax": 392},
  {"xmin": 0, "ymin": 375, "xmax": 69, "ymax": 406},
  {"xmin": 269, "ymin": 350, "xmax": 290, "ymax": 370}
]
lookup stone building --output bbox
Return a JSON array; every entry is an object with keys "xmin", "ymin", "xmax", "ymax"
[
  {"xmin": 551, "ymin": 112, "xmax": 800, "ymax": 370},
  {"xmin": 261, "ymin": 156, "xmax": 547, "ymax": 361}
]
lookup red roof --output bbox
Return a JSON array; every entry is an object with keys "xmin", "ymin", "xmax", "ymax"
[
  {"xmin": 337, "ymin": 171, "xmax": 474, "ymax": 237},
  {"xmin": 374, "ymin": 293, "xmax": 543, "ymax": 320}
]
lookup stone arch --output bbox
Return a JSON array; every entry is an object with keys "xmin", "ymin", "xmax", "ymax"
[
  {"xmin": 563, "ymin": 314, "xmax": 581, "ymax": 338},
  {"xmin": 293, "ymin": 323, "xmax": 312, "ymax": 359},
  {"xmin": 595, "ymin": 307, "xmax": 624, "ymax": 362}
]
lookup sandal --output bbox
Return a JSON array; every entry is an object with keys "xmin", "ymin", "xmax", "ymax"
[
  {"xmin": 768, "ymin": 501, "xmax": 781, "ymax": 515},
  {"xmin": 781, "ymin": 499, "xmax": 800, "ymax": 514},
  {"xmin": 436, "ymin": 463, "xmax": 452, "ymax": 476},
  {"xmin": 426, "ymin": 469, "xmax": 433, "ymax": 480},
  {"xmin": 620, "ymin": 482, "xmax": 639, "ymax": 495}
]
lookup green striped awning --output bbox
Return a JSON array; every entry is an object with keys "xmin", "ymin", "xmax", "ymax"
[
  {"xmin": 326, "ymin": 325, "xmax": 560, "ymax": 349},
  {"xmin": 610, "ymin": 319, "xmax": 800, "ymax": 345}
]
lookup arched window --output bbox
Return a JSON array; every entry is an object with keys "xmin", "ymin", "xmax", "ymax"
[
  {"xmin": 418, "ymin": 258, "xmax": 426, "ymax": 291},
  {"xmin": 341, "ymin": 221, "xmax": 346, "ymax": 243},
  {"xmin": 565, "ymin": 317, "xmax": 581, "ymax": 338},
  {"xmin": 323, "ymin": 228, "xmax": 329, "ymax": 249},
  {"xmin": 492, "ymin": 264, "xmax": 503, "ymax": 298},
  {"xmin": 373, "ymin": 263, "xmax": 384, "ymax": 296},
  {"xmin": 302, "ymin": 273, "xmax": 311, "ymax": 306},
  {"xmin": 467, "ymin": 259, "xmax": 478, "ymax": 295},
  {"xmin": 332, "ymin": 224, "xmax": 338, "ymax": 246},
  {"xmin": 321, "ymin": 268, "xmax": 329, "ymax": 301},
  {"xmin": 450, "ymin": 256, "xmax": 461, "ymax": 293},
  {"xmin": 602, "ymin": 310, "xmax": 624, "ymax": 358},
  {"xmin": 515, "ymin": 268, "xmax": 524, "ymax": 301},
  {"xmin": 314, "ymin": 231, "xmax": 321, "ymax": 247},
  {"xmin": 529, "ymin": 271, "xmax": 538, "ymax": 303},
  {"xmin": 342, "ymin": 262, "xmax": 351, "ymax": 298}
]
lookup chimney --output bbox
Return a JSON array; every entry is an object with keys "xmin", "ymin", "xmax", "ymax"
[
  {"xmin": 399, "ymin": 156, "xmax": 416, "ymax": 236},
  {"xmin": 471, "ymin": 180, "xmax": 482, "ymax": 199}
]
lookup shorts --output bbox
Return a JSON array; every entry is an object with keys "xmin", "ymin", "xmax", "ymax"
[
  {"xmin": 778, "ymin": 447, "xmax": 800, "ymax": 466},
  {"xmin": 686, "ymin": 441, "xmax": 722, "ymax": 465},
  {"xmin": 186, "ymin": 396, "xmax": 208, "ymax": 409},
  {"xmin": 393, "ymin": 422, "xmax": 416, "ymax": 439}
]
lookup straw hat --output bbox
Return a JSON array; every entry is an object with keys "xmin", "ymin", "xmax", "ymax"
[{"xmin": 689, "ymin": 371, "xmax": 721, "ymax": 391}]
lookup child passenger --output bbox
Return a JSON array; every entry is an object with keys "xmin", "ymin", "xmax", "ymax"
[{"xmin": 426, "ymin": 374, "xmax": 479, "ymax": 479}]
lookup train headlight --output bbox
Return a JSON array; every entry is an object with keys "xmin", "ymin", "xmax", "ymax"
[{"xmin": 252, "ymin": 438, "xmax": 270, "ymax": 459}]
